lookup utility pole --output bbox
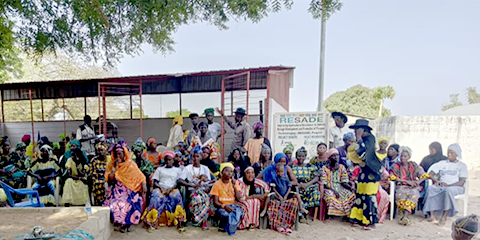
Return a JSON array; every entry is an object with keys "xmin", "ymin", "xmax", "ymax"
[{"xmin": 317, "ymin": 0, "xmax": 327, "ymax": 112}]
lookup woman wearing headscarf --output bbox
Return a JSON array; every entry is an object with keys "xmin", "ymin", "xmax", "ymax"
[
  {"xmin": 283, "ymin": 145, "xmax": 294, "ymax": 165},
  {"xmin": 321, "ymin": 148, "xmax": 355, "ymax": 218},
  {"xmin": 309, "ymin": 143, "xmax": 329, "ymax": 169},
  {"xmin": 90, "ymin": 142, "xmax": 110, "ymax": 206},
  {"xmin": 252, "ymin": 144, "xmax": 272, "ymax": 177},
  {"xmin": 201, "ymin": 146, "xmax": 219, "ymax": 175},
  {"xmin": 167, "ymin": 116, "xmax": 184, "ymax": 150},
  {"xmin": 452, "ymin": 214, "xmax": 478, "ymax": 240},
  {"xmin": 144, "ymin": 137, "xmax": 161, "ymax": 167},
  {"xmin": 228, "ymin": 148, "xmax": 250, "ymax": 179},
  {"xmin": 61, "ymin": 139, "xmax": 88, "ymax": 169},
  {"xmin": 420, "ymin": 142, "xmax": 447, "ymax": 172},
  {"xmin": 244, "ymin": 122, "xmax": 271, "ymax": 166},
  {"xmin": 424, "ymin": 143, "xmax": 468, "ymax": 226},
  {"xmin": 292, "ymin": 147, "xmax": 321, "ymax": 216},
  {"xmin": 1, "ymin": 141, "xmax": 29, "ymax": 189},
  {"xmin": 205, "ymin": 108, "xmax": 222, "ymax": 141},
  {"xmin": 28, "ymin": 145, "xmax": 60, "ymax": 205},
  {"xmin": 132, "ymin": 141, "xmax": 155, "ymax": 182},
  {"xmin": 188, "ymin": 122, "xmax": 219, "ymax": 162},
  {"xmin": 210, "ymin": 163, "xmax": 243, "ymax": 235},
  {"xmin": 178, "ymin": 146, "xmax": 212, "ymax": 230},
  {"xmin": 376, "ymin": 137, "xmax": 389, "ymax": 161},
  {"xmin": 390, "ymin": 146, "xmax": 429, "ymax": 225},
  {"xmin": 103, "ymin": 144, "xmax": 147, "ymax": 233},
  {"xmin": 142, "ymin": 150, "xmax": 186, "ymax": 233},
  {"xmin": 237, "ymin": 166, "xmax": 270, "ymax": 230},
  {"xmin": 261, "ymin": 153, "xmax": 300, "ymax": 234},
  {"xmin": 348, "ymin": 119, "xmax": 382, "ymax": 230},
  {"xmin": 384, "ymin": 143, "xmax": 400, "ymax": 171},
  {"xmin": 62, "ymin": 148, "xmax": 90, "ymax": 206}
]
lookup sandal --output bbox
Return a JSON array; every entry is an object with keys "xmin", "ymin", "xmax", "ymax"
[
  {"xmin": 147, "ymin": 226, "xmax": 155, "ymax": 233},
  {"xmin": 285, "ymin": 228, "xmax": 293, "ymax": 235},
  {"xmin": 277, "ymin": 227, "xmax": 286, "ymax": 233},
  {"xmin": 178, "ymin": 227, "xmax": 186, "ymax": 233}
]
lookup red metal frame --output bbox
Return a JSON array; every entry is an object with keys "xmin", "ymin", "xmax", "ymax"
[
  {"xmin": 265, "ymin": 73, "xmax": 270, "ymax": 138},
  {"xmin": 98, "ymin": 82, "xmax": 143, "ymax": 140},
  {"xmin": 221, "ymin": 76, "xmax": 225, "ymax": 163},
  {"xmin": 29, "ymin": 87, "xmax": 34, "ymax": 143}
]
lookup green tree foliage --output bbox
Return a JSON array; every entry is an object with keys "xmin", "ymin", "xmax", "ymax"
[
  {"xmin": 1, "ymin": 0, "xmax": 341, "ymax": 82},
  {"xmin": 3, "ymin": 54, "xmax": 148, "ymax": 121},
  {"xmin": 466, "ymin": 87, "xmax": 480, "ymax": 104},
  {"xmin": 166, "ymin": 109, "xmax": 192, "ymax": 118},
  {"xmin": 442, "ymin": 94, "xmax": 463, "ymax": 111},
  {"xmin": 441, "ymin": 87, "xmax": 480, "ymax": 111},
  {"xmin": 324, "ymin": 85, "xmax": 396, "ymax": 118}
]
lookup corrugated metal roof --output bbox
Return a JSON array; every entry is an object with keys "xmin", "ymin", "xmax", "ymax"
[{"xmin": 0, "ymin": 66, "xmax": 294, "ymax": 101}]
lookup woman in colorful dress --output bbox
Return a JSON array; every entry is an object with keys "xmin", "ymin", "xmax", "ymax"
[
  {"xmin": 28, "ymin": 145, "xmax": 60, "ymax": 205},
  {"xmin": 244, "ymin": 122, "xmax": 271, "ymax": 166},
  {"xmin": 390, "ymin": 146, "xmax": 429, "ymax": 225},
  {"xmin": 210, "ymin": 163, "xmax": 244, "ymax": 235},
  {"xmin": 348, "ymin": 119, "xmax": 383, "ymax": 230},
  {"xmin": 142, "ymin": 150, "xmax": 186, "ymax": 232},
  {"xmin": 237, "ymin": 166, "xmax": 270, "ymax": 230},
  {"xmin": 321, "ymin": 148, "xmax": 355, "ymax": 218},
  {"xmin": 104, "ymin": 144, "xmax": 147, "ymax": 233},
  {"xmin": 132, "ymin": 141, "xmax": 155, "ymax": 183},
  {"xmin": 90, "ymin": 142, "xmax": 109, "ymax": 206},
  {"xmin": 291, "ymin": 147, "xmax": 321, "ymax": 218},
  {"xmin": 309, "ymin": 143, "xmax": 329, "ymax": 170},
  {"xmin": 178, "ymin": 146, "xmax": 212, "ymax": 230},
  {"xmin": 62, "ymin": 148, "xmax": 90, "ymax": 206},
  {"xmin": 144, "ymin": 137, "xmax": 161, "ymax": 167},
  {"xmin": 188, "ymin": 123, "xmax": 219, "ymax": 161}
]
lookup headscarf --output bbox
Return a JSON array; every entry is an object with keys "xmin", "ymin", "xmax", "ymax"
[
  {"xmin": 132, "ymin": 142, "xmax": 145, "ymax": 152},
  {"xmin": 95, "ymin": 142, "xmax": 108, "ymax": 151},
  {"xmin": 105, "ymin": 145, "xmax": 146, "ymax": 192},
  {"xmin": 173, "ymin": 115, "xmax": 184, "ymax": 126},
  {"xmin": 204, "ymin": 108, "xmax": 215, "ymax": 116},
  {"xmin": 295, "ymin": 147, "xmax": 308, "ymax": 159},
  {"xmin": 220, "ymin": 162, "xmax": 235, "ymax": 174},
  {"xmin": 163, "ymin": 150, "xmax": 175, "ymax": 159},
  {"xmin": 40, "ymin": 144, "xmax": 53, "ymax": 156},
  {"xmin": 16, "ymin": 142, "xmax": 26, "ymax": 150},
  {"xmin": 343, "ymin": 132, "xmax": 355, "ymax": 142},
  {"xmin": 283, "ymin": 146, "xmax": 293, "ymax": 154},
  {"xmin": 191, "ymin": 145, "xmax": 203, "ymax": 156},
  {"xmin": 274, "ymin": 153, "xmax": 288, "ymax": 165},
  {"xmin": 326, "ymin": 148, "xmax": 339, "ymax": 160},
  {"xmin": 253, "ymin": 122, "xmax": 264, "ymax": 133},
  {"xmin": 244, "ymin": 166, "xmax": 256, "ymax": 195},
  {"xmin": 263, "ymin": 153, "xmax": 288, "ymax": 184},
  {"xmin": 199, "ymin": 122, "xmax": 208, "ymax": 128},
  {"xmin": 21, "ymin": 135, "xmax": 31, "ymax": 143},
  {"xmin": 399, "ymin": 146, "xmax": 412, "ymax": 158},
  {"xmin": 64, "ymin": 139, "xmax": 87, "ymax": 162},
  {"xmin": 147, "ymin": 137, "xmax": 156, "ymax": 147},
  {"xmin": 261, "ymin": 144, "xmax": 271, "ymax": 154},
  {"xmin": 174, "ymin": 150, "xmax": 182, "ymax": 156},
  {"xmin": 389, "ymin": 144, "xmax": 400, "ymax": 153},
  {"xmin": 452, "ymin": 214, "xmax": 478, "ymax": 237},
  {"xmin": 378, "ymin": 137, "xmax": 390, "ymax": 145},
  {"xmin": 420, "ymin": 142, "xmax": 447, "ymax": 171},
  {"xmin": 448, "ymin": 143, "xmax": 462, "ymax": 160}
]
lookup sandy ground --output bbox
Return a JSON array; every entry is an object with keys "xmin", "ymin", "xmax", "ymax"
[
  {"xmin": 0, "ymin": 210, "xmax": 87, "ymax": 239},
  {"xmin": 110, "ymin": 178, "xmax": 480, "ymax": 240}
]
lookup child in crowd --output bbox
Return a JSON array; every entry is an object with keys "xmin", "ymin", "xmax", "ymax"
[
  {"xmin": 174, "ymin": 150, "xmax": 185, "ymax": 170},
  {"xmin": 261, "ymin": 162, "xmax": 307, "ymax": 217}
]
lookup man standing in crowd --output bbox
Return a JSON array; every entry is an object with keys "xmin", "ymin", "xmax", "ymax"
[
  {"xmin": 329, "ymin": 112, "xmax": 353, "ymax": 149},
  {"xmin": 216, "ymin": 107, "xmax": 251, "ymax": 154},
  {"xmin": 76, "ymin": 115, "xmax": 96, "ymax": 160},
  {"xmin": 205, "ymin": 108, "xmax": 222, "ymax": 142},
  {"xmin": 186, "ymin": 113, "xmax": 201, "ymax": 146}
]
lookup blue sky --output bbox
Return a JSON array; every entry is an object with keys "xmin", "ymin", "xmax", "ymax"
[{"xmin": 118, "ymin": 0, "xmax": 480, "ymax": 116}]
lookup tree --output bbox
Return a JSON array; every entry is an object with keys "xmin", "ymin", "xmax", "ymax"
[
  {"xmin": 324, "ymin": 85, "xmax": 396, "ymax": 118},
  {"xmin": 166, "ymin": 109, "xmax": 192, "ymax": 118},
  {"xmin": 441, "ymin": 87, "xmax": 479, "ymax": 111},
  {"xmin": 441, "ymin": 94, "xmax": 463, "ymax": 111},
  {"xmin": 1, "ymin": 1, "xmax": 337, "ymax": 82},
  {"xmin": 466, "ymin": 87, "xmax": 480, "ymax": 104}
]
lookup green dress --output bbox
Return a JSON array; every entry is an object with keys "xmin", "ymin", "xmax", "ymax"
[{"xmin": 292, "ymin": 164, "xmax": 321, "ymax": 208}]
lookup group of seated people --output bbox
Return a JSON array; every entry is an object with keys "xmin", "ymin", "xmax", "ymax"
[{"xmin": 0, "ymin": 119, "xmax": 471, "ymax": 237}]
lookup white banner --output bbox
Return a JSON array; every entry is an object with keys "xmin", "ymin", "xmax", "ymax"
[{"xmin": 272, "ymin": 112, "xmax": 329, "ymax": 161}]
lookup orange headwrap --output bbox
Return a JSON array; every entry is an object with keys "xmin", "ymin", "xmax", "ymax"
[
  {"xmin": 105, "ymin": 146, "xmax": 146, "ymax": 192},
  {"xmin": 147, "ymin": 137, "xmax": 156, "ymax": 146}
]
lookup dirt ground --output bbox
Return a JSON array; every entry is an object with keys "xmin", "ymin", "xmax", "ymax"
[
  {"xmin": 109, "ymin": 177, "xmax": 480, "ymax": 240},
  {"xmin": 0, "ymin": 209, "xmax": 87, "ymax": 239}
]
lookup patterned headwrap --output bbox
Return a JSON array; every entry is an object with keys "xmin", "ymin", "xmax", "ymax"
[
  {"xmin": 452, "ymin": 214, "xmax": 478, "ymax": 236},
  {"xmin": 95, "ymin": 142, "xmax": 108, "ymax": 151},
  {"xmin": 163, "ymin": 150, "xmax": 175, "ymax": 159},
  {"xmin": 378, "ymin": 137, "xmax": 390, "ymax": 145},
  {"xmin": 326, "ymin": 148, "xmax": 339, "ymax": 160},
  {"xmin": 132, "ymin": 142, "xmax": 145, "ymax": 152},
  {"xmin": 69, "ymin": 139, "xmax": 81, "ymax": 149},
  {"xmin": 173, "ymin": 115, "xmax": 184, "ymax": 126},
  {"xmin": 16, "ymin": 142, "xmax": 27, "ymax": 150},
  {"xmin": 283, "ymin": 145, "xmax": 294, "ymax": 154},
  {"xmin": 253, "ymin": 122, "xmax": 264, "ymax": 133},
  {"xmin": 146, "ymin": 137, "xmax": 156, "ymax": 147},
  {"xmin": 40, "ymin": 144, "xmax": 53, "ymax": 155},
  {"xmin": 21, "ymin": 134, "xmax": 31, "ymax": 143},
  {"xmin": 191, "ymin": 145, "xmax": 203, "ymax": 156},
  {"xmin": 295, "ymin": 147, "xmax": 308, "ymax": 158},
  {"xmin": 448, "ymin": 143, "xmax": 462, "ymax": 160},
  {"xmin": 343, "ymin": 132, "xmax": 355, "ymax": 142},
  {"xmin": 204, "ymin": 108, "xmax": 215, "ymax": 116},
  {"xmin": 174, "ymin": 150, "xmax": 182, "ymax": 156}
]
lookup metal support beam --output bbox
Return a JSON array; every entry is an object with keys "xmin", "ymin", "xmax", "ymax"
[
  {"xmin": 221, "ymin": 76, "xmax": 225, "ymax": 162},
  {"xmin": 29, "ymin": 86, "xmax": 34, "ymax": 143},
  {"xmin": 1, "ymin": 90, "xmax": 4, "ymax": 123},
  {"xmin": 130, "ymin": 94, "xmax": 133, "ymax": 119},
  {"xmin": 139, "ymin": 79, "xmax": 143, "ymax": 140},
  {"xmin": 41, "ymin": 98, "xmax": 44, "ymax": 121}
]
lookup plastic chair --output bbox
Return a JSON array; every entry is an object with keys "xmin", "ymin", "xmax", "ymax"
[
  {"xmin": 27, "ymin": 176, "xmax": 61, "ymax": 206},
  {"xmin": 426, "ymin": 179, "xmax": 468, "ymax": 216},
  {"xmin": 389, "ymin": 181, "xmax": 395, "ymax": 221},
  {"xmin": 0, "ymin": 180, "xmax": 44, "ymax": 207}
]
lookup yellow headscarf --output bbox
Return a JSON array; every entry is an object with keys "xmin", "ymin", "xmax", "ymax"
[
  {"xmin": 220, "ymin": 162, "xmax": 235, "ymax": 174},
  {"xmin": 378, "ymin": 137, "xmax": 390, "ymax": 145},
  {"xmin": 173, "ymin": 115, "xmax": 184, "ymax": 126}
]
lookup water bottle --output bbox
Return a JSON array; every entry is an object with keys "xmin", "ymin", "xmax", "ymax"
[{"xmin": 85, "ymin": 200, "xmax": 92, "ymax": 217}]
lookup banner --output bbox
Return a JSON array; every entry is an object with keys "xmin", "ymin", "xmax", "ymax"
[{"xmin": 272, "ymin": 112, "xmax": 329, "ymax": 161}]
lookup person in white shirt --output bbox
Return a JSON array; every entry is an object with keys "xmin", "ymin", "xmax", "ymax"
[
  {"xmin": 76, "ymin": 115, "xmax": 96, "ymax": 159},
  {"xmin": 329, "ymin": 112, "xmax": 353, "ymax": 149},
  {"xmin": 423, "ymin": 143, "xmax": 468, "ymax": 226},
  {"xmin": 205, "ymin": 108, "xmax": 222, "ymax": 142}
]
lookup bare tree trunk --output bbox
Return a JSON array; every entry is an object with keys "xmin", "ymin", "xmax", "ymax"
[{"xmin": 378, "ymin": 99, "xmax": 384, "ymax": 118}]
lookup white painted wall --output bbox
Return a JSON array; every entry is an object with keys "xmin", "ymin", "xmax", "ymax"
[{"xmin": 268, "ymin": 98, "xmax": 287, "ymax": 153}]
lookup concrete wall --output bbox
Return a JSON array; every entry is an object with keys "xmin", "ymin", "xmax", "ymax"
[
  {"xmin": 0, "ymin": 115, "xmax": 260, "ymax": 159},
  {"xmin": 374, "ymin": 116, "xmax": 480, "ymax": 171}
]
